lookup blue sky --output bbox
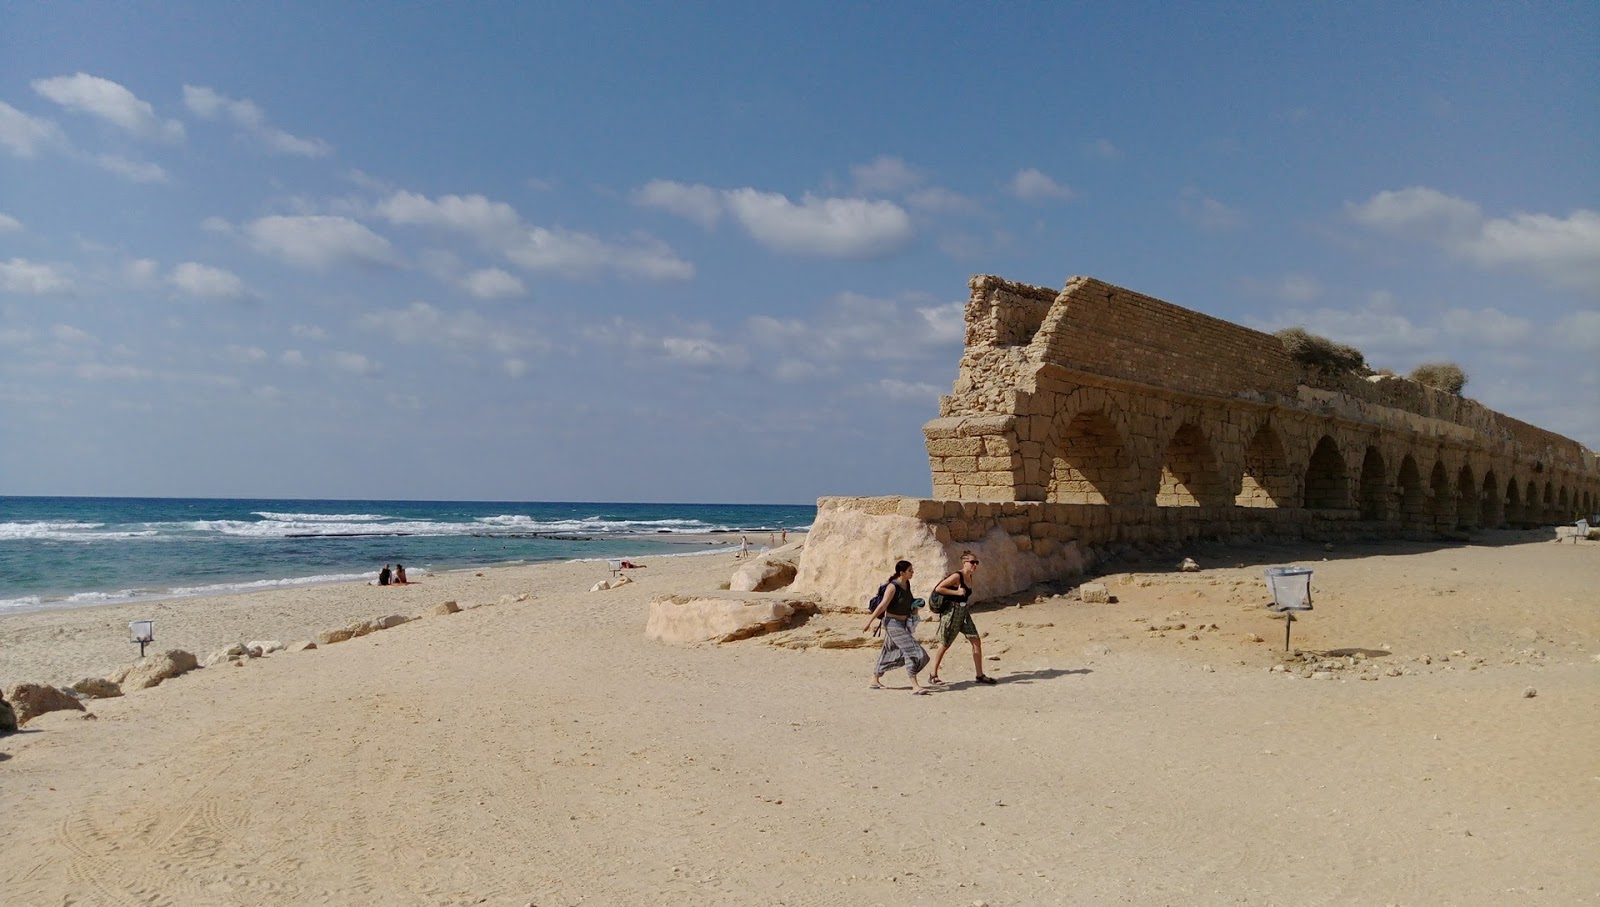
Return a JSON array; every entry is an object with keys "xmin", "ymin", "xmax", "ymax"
[{"xmin": 2, "ymin": 2, "xmax": 1596, "ymax": 504}]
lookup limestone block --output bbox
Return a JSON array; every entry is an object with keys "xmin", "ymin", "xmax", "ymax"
[
  {"xmin": 927, "ymin": 437, "xmax": 983, "ymax": 457},
  {"xmin": 4, "ymin": 683, "xmax": 86, "ymax": 724},
  {"xmin": 120, "ymin": 649, "xmax": 199, "ymax": 691},
  {"xmin": 426, "ymin": 600, "xmax": 462, "ymax": 617},
  {"xmin": 646, "ymin": 595, "xmax": 801, "ymax": 644},
  {"xmin": 71, "ymin": 677, "xmax": 122, "ymax": 699},
  {"xmin": 317, "ymin": 627, "xmax": 355, "ymax": 645},
  {"xmin": 1079, "ymin": 583, "xmax": 1111, "ymax": 603},
  {"xmin": 729, "ymin": 558, "xmax": 798, "ymax": 592}
]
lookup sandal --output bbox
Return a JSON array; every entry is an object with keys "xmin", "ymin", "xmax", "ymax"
[
  {"xmin": 911, "ymin": 687, "xmax": 932, "ymax": 695},
  {"xmin": 868, "ymin": 680, "xmax": 884, "ymax": 690},
  {"xmin": 926, "ymin": 675, "xmax": 945, "ymax": 685},
  {"xmin": 975, "ymin": 675, "xmax": 998, "ymax": 685}
]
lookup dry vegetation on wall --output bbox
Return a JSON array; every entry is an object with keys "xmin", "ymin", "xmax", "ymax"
[
  {"xmin": 1274, "ymin": 327, "xmax": 1368, "ymax": 378},
  {"xmin": 1409, "ymin": 361, "xmax": 1469, "ymax": 395}
]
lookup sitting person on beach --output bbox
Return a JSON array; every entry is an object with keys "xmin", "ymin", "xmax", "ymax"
[
  {"xmin": 394, "ymin": 564, "xmax": 408, "ymax": 585},
  {"xmin": 864, "ymin": 560, "xmax": 930, "ymax": 694},
  {"xmin": 378, "ymin": 564, "xmax": 391, "ymax": 586}
]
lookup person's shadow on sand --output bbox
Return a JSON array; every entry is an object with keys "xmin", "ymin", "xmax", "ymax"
[{"xmin": 946, "ymin": 667, "xmax": 1090, "ymax": 687}]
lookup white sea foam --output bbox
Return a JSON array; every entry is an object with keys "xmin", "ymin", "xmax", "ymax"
[
  {"xmin": 0, "ymin": 594, "xmax": 43, "ymax": 611},
  {"xmin": 474, "ymin": 514, "xmax": 714, "ymax": 533},
  {"xmin": 165, "ymin": 572, "xmax": 372, "ymax": 597},
  {"xmin": 253, "ymin": 511, "xmax": 390, "ymax": 522},
  {"xmin": 0, "ymin": 521, "xmax": 158, "ymax": 542}
]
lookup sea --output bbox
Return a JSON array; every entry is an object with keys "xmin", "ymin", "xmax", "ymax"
[{"xmin": 0, "ymin": 497, "xmax": 815, "ymax": 615}]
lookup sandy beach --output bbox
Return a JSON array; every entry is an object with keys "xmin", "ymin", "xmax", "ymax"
[{"xmin": 2, "ymin": 531, "xmax": 1597, "ymax": 905}]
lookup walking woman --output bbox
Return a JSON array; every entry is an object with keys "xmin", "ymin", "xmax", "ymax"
[
  {"xmin": 864, "ymin": 560, "xmax": 931, "ymax": 694},
  {"xmin": 928, "ymin": 551, "xmax": 997, "ymax": 685}
]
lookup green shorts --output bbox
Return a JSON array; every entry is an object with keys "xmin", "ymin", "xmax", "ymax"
[{"xmin": 938, "ymin": 601, "xmax": 979, "ymax": 647}]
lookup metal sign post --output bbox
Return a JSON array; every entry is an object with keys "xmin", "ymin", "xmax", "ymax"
[{"xmin": 1264, "ymin": 567, "xmax": 1313, "ymax": 651}]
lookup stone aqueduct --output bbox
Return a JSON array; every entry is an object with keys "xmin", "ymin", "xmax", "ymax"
[{"xmin": 793, "ymin": 274, "xmax": 1598, "ymax": 605}]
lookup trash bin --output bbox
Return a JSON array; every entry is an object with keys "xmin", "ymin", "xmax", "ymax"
[{"xmin": 1264, "ymin": 566, "xmax": 1313, "ymax": 612}]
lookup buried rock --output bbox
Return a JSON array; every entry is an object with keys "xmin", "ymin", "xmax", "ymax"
[
  {"xmin": 4, "ymin": 682, "xmax": 86, "ymax": 724},
  {"xmin": 121, "ymin": 649, "xmax": 200, "ymax": 690},
  {"xmin": 70, "ymin": 677, "xmax": 123, "ymax": 699},
  {"xmin": 729, "ymin": 558, "xmax": 798, "ymax": 593},
  {"xmin": 646, "ymin": 594, "xmax": 813, "ymax": 644}
]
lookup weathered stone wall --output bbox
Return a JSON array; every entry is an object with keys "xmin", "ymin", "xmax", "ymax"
[{"xmin": 792, "ymin": 273, "xmax": 1600, "ymax": 609}]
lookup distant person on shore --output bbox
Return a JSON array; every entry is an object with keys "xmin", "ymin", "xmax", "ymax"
[
  {"xmin": 378, "ymin": 564, "xmax": 391, "ymax": 586},
  {"xmin": 737, "ymin": 535, "xmax": 749, "ymax": 558},
  {"xmin": 864, "ymin": 560, "xmax": 930, "ymax": 694},
  {"xmin": 781, "ymin": 528, "xmax": 787, "ymax": 544},
  {"xmin": 394, "ymin": 564, "xmax": 408, "ymax": 585},
  {"xmin": 769, "ymin": 532, "xmax": 777, "ymax": 547},
  {"xmin": 928, "ymin": 551, "xmax": 996, "ymax": 685}
]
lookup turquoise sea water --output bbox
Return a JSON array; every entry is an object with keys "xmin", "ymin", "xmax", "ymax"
[{"xmin": 0, "ymin": 497, "xmax": 815, "ymax": 613}]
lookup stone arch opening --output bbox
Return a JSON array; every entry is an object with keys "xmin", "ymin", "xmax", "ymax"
[
  {"xmin": 1430, "ymin": 461, "xmax": 1455, "ymax": 531},
  {"xmin": 1396, "ymin": 455, "xmax": 1427, "ymax": 529},
  {"xmin": 1543, "ymin": 482, "xmax": 1555, "ymax": 520},
  {"xmin": 1480, "ymin": 471, "xmax": 1503, "ymax": 529},
  {"xmin": 1046, "ymin": 410, "xmax": 1135, "ymax": 505},
  {"xmin": 1236, "ymin": 421, "xmax": 1294, "ymax": 508},
  {"xmin": 1358, "ymin": 447, "xmax": 1388, "ymax": 521},
  {"xmin": 1456, "ymin": 465, "xmax": 1479, "ymax": 530},
  {"xmin": 1527, "ymin": 480, "xmax": 1539, "ymax": 522},
  {"xmin": 1303, "ymin": 436, "xmax": 1348, "ymax": 511},
  {"xmin": 1558, "ymin": 486, "xmax": 1571, "ymax": 516},
  {"xmin": 1156, "ymin": 423, "xmax": 1229, "ymax": 507},
  {"xmin": 1504, "ymin": 478, "xmax": 1523, "ymax": 526}
]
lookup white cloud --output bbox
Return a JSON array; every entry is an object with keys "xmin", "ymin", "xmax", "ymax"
[
  {"xmin": 224, "ymin": 344, "xmax": 268, "ymax": 363},
  {"xmin": 1179, "ymin": 188, "xmax": 1244, "ymax": 231},
  {"xmin": 280, "ymin": 349, "xmax": 306, "ymax": 366},
  {"xmin": 1439, "ymin": 307, "xmax": 1533, "ymax": 346},
  {"xmin": 53, "ymin": 324, "xmax": 94, "ymax": 344},
  {"xmin": 462, "ymin": 267, "xmax": 525, "ymax": 299},
  {"xmin": 328, "ymin": 350, "xmax": 380, "ymax": 376},
  {"xmin": 0, "ymin": 212, "xmax": 20, "ymax": 233},
  {"xmin": 917, "ymin": 301, "xmax": 967, "ymax": 344},
  {"xmin": 182, "ymin": 85, "xmax": 331, "ymax": 157},
  {"xmin": 1, "ymin": 258, "xmax": 74, "ymax": 294},
  {"xmin": 77, "ymin": 363, "xmax": 152, "ymax": 381},
  {"xmin": 31, "ymin": 73, "xmax": 184, "ymax": 142},
  {"xmin": 632, "ymin": 180, "xmax": 724, "ymax": 228},
  {"xmin": 1086, "ymin": 138, "xmax": 1121, "ymax": 160},
  {"xmin": 360, "ymin": 301, "xmax": 533, "ymax": 356},
  {"xmin": 171, "ymin": 262, "xmax": 249, "ymax": 300},
  {"xmin": 1009, "ymin": 168, "xmax": 1072, "ymax": 203},
  {"xmin": 1349, "ymin": 187, "xmax": 1600, "ymax": 293},
  {"xmin": 375, "ymin": 190, "xmax": 522, "ymax": 240},
  {"xmin": 851, "ymin": 156, "xmax": 923, "ymax": 194},
  {"xmin": 1258, "ymin": 292, "xmax": 1439, "ymax": 355},
  {"xmin": 0, "ymin": 100, "xmax": 65, "ymax": 157},
  {"xmin": 0, "ymin": 327, "xmax": 34, "ymax": 346},
  {"xmin": 905, "ymin": 187, "xmax": 980, "ymax": 215},
  {"xmin": 92, "ymin": 153, "xmax": 168, "ymax": 183},
  {"xmin": 502, "ymin": 358, "xmax": 527, "ymax": 377},
  {"xmin": 379, "ymin": 188, "xmax": 693, "ymax": 280},
  {"xmin": 1550, "ymin": 311, "xmax": 1600, "ymax": 354},
  {"xmin": 290, "ymin": 324, "xmax": 327, "ymax": 341},
  {"xmin": 723, "ymin": 189, "xmax": 913, "ymax": 258},
  {"xmin": 505, "ymin": 228, "xmax": 694, "ymax": 280},
  {"xmin": 123, "ymin": 258, "xmax": 160, "ymax": 287},
  {"xmin": 244, "ymin": 215, "xmax": 399, "ymax": 270},
  {"xmin": 660, "ymin": 336, "xmax": 750, "ymax": 369},
  {"xmin": 1240, "ymin": 273, "xmax": 1324, "ymax": 303},
  {"xmin": 871, "ymin": 378, "xmax": 942, "ymax": 402}
]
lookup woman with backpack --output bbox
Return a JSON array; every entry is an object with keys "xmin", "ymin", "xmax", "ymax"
[
  {"xmin": 863, "ymin": 560, "xmax": 931, "ymax": 694},
  {"xmin": 927, "ymin": 551, "xmax": 997, "ymax": 686}
]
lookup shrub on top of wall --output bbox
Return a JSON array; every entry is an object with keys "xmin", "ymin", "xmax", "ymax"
[
  {"xmin": 1409, "ymin": 362, "xmax": 1469, "ymax": 395},
  {"xmin": 1275, "ymin": 327, "xmax": 1368, "ymax": 378}
]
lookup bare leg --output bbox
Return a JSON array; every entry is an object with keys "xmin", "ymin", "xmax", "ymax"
[
  {"xmin": 970, "ymin": 635, "xmax": 983, "ymax": 676},
  {"xmin": 929, "ymin": 643, "xmax": 952, "ymax": 682}
]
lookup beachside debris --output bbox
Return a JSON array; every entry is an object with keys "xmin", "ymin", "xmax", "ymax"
[{"xmin": 1180, "ymin": 558, "xmax": 1200, "ymax": 572}]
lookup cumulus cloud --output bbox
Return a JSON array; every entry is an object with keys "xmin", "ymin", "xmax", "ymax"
[
  {"xmin": 870, "ymin": 378, "xmax": 943, "ymax": 402},
  {"xmin": 1179, "ymin": 188, "xmax": 1244, "ymax": 231},
  {"xmin": 1348, "ymin": 187, "xmax": 1600, "ymax": 293},
  {"xmin": 359, "ymin": 301, "xmax": 536, "ymax": 355},
  {"xmin": 505, "ymin": 228, "xmax": 694, "ymax": 280},
  {"xmin": 92, "ymin": 153, "xmax": 168, "ymax": 183},
  {"xmin": 1, "ymin": 258, "xmax": 74, "ymax": 294},
  {"xmin": 378, "ymin": 188, "xmax": 693, "ymax": 280},
  {"xmin": 462, "ymin": 267, "xmax": 525, "ymax": 299},
  {"xmin": 182, "ymin": 85, "xmax": 331, "ymax": 157},
  {"xmin": 660, "ymin": 336, "xmax": 750, "ymax": 369},
  {"xmin": 1257, "ymin": 291, "xmax": 1439, "ymax": 354},
  {"xmin": 1550, "ymin": 311, "xmax": 1600, "ymax": 354},
  {"xmin": 328, "ymin": 350, "xmax": 380, "ymax": 376},
  {"xmin": 1439, "ymin": 307, "xmax": 1534, "ymax": 347},
  {"xmin": 1009, "ymin": 168, "xmax": 1072, "ymax": 203},
  {"xmin": 31, "ymin": 73, "xmax": 184, "ymax": 142},
  {"xmin": 0, "ymin": 212, "xmax": 21, "ymax": 233},
  {"xmin": 243, "ymin": 215, "xmax": 399, "ymax": 270},
  {"xmin": 53, "ymin": 324, "xmax": 94, "ymax": 344},
  {"xmin": 0, "ymin": 100, "xmax": 65, "ymax": 157},
  {"xmin": 851, "ymin": 155, "xmax": 923, "ymax": 194},
  {"xmin": 632, "ymin": 180, "xmax": 724, "ymax": 228},
  {"xmin": 905, "ymin": 187, "xmax": 980, "ymax": 215},
  {"xmin": 224, "ymin": 344, "xmax": 268, "ymax": 363},
  {"xmin": 1085, "ymin": 138, "xmax": 1121, "ymax": 160},
  {"xmin": 170, "ymin": 262, "xmax": 249, "ymax": 300},
  {"xmin": 722, "ymin": 189, "xmax": 913, "ymax": 258},
  {"xmin": 280, "ymin": 349, "xmax": 306, "ymax": 366}
]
